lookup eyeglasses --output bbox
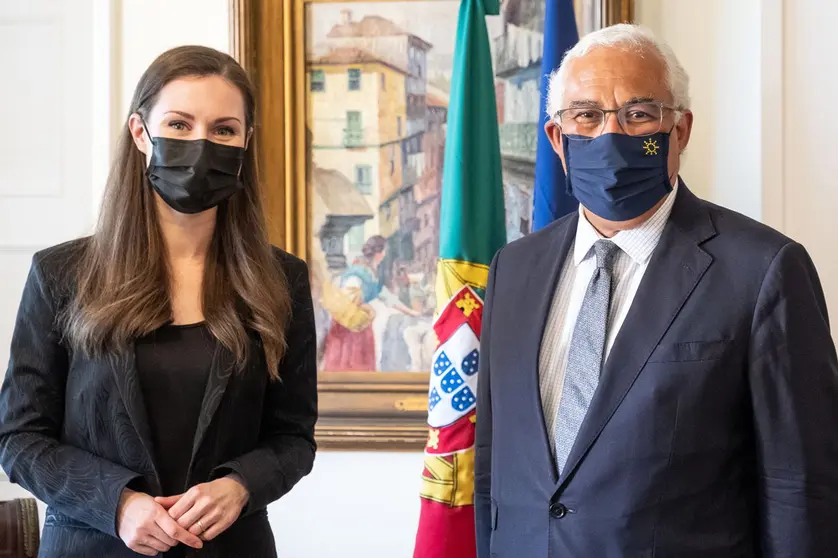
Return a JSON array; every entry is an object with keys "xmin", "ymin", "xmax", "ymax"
[{"xmin": 555, "ymin": 100, "xmax": 681, "ymax": 140}]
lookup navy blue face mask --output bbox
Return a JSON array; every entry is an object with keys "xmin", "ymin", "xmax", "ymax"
[{"xmin": 563, "ymin": 131, "xmax": 674, "ymax": 222}]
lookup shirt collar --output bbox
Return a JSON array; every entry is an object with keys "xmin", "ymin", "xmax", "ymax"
[{"xmin": 573, "ymin": 179, "xmax": 680, "ymax": 266}]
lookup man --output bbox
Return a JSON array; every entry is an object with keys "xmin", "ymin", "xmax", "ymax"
[{"xmin": 475, "ymin": 24, "xmax": 838, "ymax": 557}]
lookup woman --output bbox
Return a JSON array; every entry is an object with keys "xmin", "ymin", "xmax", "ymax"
[
  {"xmin": 0, "ymin": 46, "xmax": 317, "ymax": 557},
  {"xmin": 320, "ymin": 236, "xmax": 419, "ymax": 371}
]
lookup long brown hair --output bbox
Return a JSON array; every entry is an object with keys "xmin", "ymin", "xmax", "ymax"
[{"xmin": 63, "ymin": 45, "xmax": 291, "ymax": 379}]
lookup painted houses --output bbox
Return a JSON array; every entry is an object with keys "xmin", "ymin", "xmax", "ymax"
[{"xmin": 308, "ymin": 11, "xmax": 434, "ymax": 275}]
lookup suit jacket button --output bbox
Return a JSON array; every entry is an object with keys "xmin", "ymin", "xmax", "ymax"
[{"xmin": 550, "ymin": 503, "xmax": 567, "ymax": 518}]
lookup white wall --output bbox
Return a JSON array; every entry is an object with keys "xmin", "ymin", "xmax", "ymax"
[
  {"xmin": 270, "ymin": 452, "xmax": 423, "ymax": 557},
  {"xmin": 0, "ymin": 0, "xmax": 98, "ymax": 517},
  {"xmin": 781, "ymin": 0, "xmax": 838, "ymax": 332},
  {"xmin": 118, "ymin": 0, "xmax": 230, "ymax": 118}
]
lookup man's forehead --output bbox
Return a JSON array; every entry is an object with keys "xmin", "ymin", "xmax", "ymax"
[{"xmin": 562, "ymin": 47, "xmax": 669, "ymax": 105}]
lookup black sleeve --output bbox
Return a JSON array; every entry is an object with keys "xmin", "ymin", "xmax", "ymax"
[
  {"xmin": 474, "ymin": 249, "xmax": 501, "ymax": 558},
  {"xmin": 748, "ymin": 241, "xmax": 838, "ymax": 557},
  {"xmin": 211, "ymin": 255, "xmax": 318, "ymax": 513},
  {"xmin": 0, "ymin": 254, "xmax": 141, "ymax": 537}
]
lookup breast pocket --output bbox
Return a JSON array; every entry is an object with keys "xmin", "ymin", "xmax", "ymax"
[{"xmin": 647, "ymin": 340, "xmax": 731, "ymax": 363}]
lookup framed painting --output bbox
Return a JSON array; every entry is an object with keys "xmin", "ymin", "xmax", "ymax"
[{"xmin": 229, "ymin": 0, "xmax": 634, "ymax": 449}]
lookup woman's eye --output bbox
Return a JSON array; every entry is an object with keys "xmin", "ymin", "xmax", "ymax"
[
  {"xmin": 168, "ymin": 121, "xmax": 188, "ymax": 131},
  {"xmin": 215, "ymin": 126, "xmax": 235, "ymax": 136}
]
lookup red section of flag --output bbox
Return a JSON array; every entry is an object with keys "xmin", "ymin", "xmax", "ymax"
[
  {"xmin": 433, "ymin": 286, "xmax": 484, "ymax": 346},
  {"xmin": 413, "ymin": 500, "xmax": 476, "ymax": 558},
  {"xmin": 425, "ymin": 410, "xmax": 476, "ymax": 455}
]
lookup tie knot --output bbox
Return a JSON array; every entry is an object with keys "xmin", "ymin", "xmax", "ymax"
[{"xmin": 594, "ymin": 240, "xmax": 620, "ymax": 271}]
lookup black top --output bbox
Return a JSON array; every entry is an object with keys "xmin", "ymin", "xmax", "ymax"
[{"xmin": 136, "ymin": 322, "xmax": 215, "ymax": 497}]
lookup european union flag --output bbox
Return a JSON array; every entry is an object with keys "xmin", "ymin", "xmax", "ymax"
[{"xmin": 532, "ymin": 0, "xmax": 580, "ymax": 231}]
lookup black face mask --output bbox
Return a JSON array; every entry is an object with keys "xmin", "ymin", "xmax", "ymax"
[{"xmin": 142, "ymin": 123, "xmax": 246, "ymax": 214}]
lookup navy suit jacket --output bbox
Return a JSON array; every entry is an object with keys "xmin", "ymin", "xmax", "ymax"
[{"xmin": 475, "ymin": 185, "xmax": 838, "ymax": 557}]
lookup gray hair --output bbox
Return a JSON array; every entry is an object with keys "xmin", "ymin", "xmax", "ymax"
[{"xmin": 546, "ymin": 24, "xmax": 691, "ymax": 119}]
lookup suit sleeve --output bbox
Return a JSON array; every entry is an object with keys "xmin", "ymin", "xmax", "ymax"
[
  {"xmin": 212, "ymin": 257, "xmax": 317, "ymax": 513},
  {"xmin": 748, "ymin": 241, "xmax": 838, "ymax": 557},
  {"xmin": 475, "ymin": 249, "xmax": 501, "ymax": 558},
  {"xmin": 0, "ymin": 255, "xmax": 141, "ymax": 537}
]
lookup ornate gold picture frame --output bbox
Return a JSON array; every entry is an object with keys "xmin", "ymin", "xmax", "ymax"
[{"xmin": 229, "ymin": 0, "xmax": 634, "ymax": 450}]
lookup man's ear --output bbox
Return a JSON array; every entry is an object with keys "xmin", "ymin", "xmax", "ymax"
[
  {"xmin": 675, "ymin": 110, "xmax": 693, "ymax": 154},
  {"xmin": 545, "ymin": 120, "xmax": 567, "ymax": 172}
]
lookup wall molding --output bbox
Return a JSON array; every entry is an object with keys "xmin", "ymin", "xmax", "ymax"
[
  {"xmin": 91, "ymin": 0, "xmax": 122, "ymax": 221},
  {"xmin": 760, "ymin": 0, "xmax": 785, "ymax": 231}
]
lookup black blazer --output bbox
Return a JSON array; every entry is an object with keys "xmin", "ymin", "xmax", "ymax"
[
  {"xmin": 0, "ymin": 239, "xmax": 318, "ymax": 557},
  {"xmin": 475, "ymin": 184, "xmax": 838, "ymax": 557}
]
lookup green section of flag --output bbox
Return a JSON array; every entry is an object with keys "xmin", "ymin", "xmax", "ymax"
[{"xmin": 438, "ymin": 0, "xmax": 506, "ymax": 268}]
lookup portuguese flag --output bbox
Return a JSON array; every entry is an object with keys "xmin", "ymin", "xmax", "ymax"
[{"xmin": 412, "ymin": 0, "xmax": 506, "ymax": 554}]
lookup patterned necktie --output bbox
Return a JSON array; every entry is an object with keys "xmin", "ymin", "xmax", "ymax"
[{"xmin": 554, "ymin": 239, "xmax": 621, "ymax": 474}]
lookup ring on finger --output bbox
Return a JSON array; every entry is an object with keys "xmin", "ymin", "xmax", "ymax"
[{"xmin": 197, "ymin": 519, "xmax": 205, "ymax": 533}]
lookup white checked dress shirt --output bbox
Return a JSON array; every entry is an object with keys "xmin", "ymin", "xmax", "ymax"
[{"xmin": 539, "ymin": 184, "xmax": 679, "ymax": 455}]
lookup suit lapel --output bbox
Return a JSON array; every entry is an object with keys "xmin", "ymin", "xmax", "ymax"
[
  {"xmin": 521, "ymin": 215, "xmax": 578, "ymax": 484},
  {"xmin": 110, "ymin": 347, "xmax": 161, "ymax": 491},
  {"xmin": 189, "ymin": 343, "xmax": 236, "ymax": 464},
  {"xmin": 557, "ymin": 185, "xmax": 717, "ymax": 488}
]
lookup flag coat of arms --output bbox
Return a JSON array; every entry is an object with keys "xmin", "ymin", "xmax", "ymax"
[{"xmin": 412, "ymin": 0, "xmax": 506, "ymax": 554}]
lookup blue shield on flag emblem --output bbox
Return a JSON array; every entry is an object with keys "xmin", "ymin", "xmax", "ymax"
[{"xmin": 428, "ymin": 323, "xmax": 480, "ymax": 428}]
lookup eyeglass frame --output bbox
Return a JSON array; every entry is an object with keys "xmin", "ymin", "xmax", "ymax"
[{"xmin": 552, "ymin": 99, "xmax": 684, "ymax": 139}]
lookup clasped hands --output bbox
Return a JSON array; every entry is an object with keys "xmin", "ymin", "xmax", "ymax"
[{"xmin": 117, "ymin": 475, "xmax": 249, "ymax": 556}]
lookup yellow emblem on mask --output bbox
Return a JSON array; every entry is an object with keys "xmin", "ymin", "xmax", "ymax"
[{"xmin": 643, "ymin": 139, "xmax": 660, "ymax": 156}]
